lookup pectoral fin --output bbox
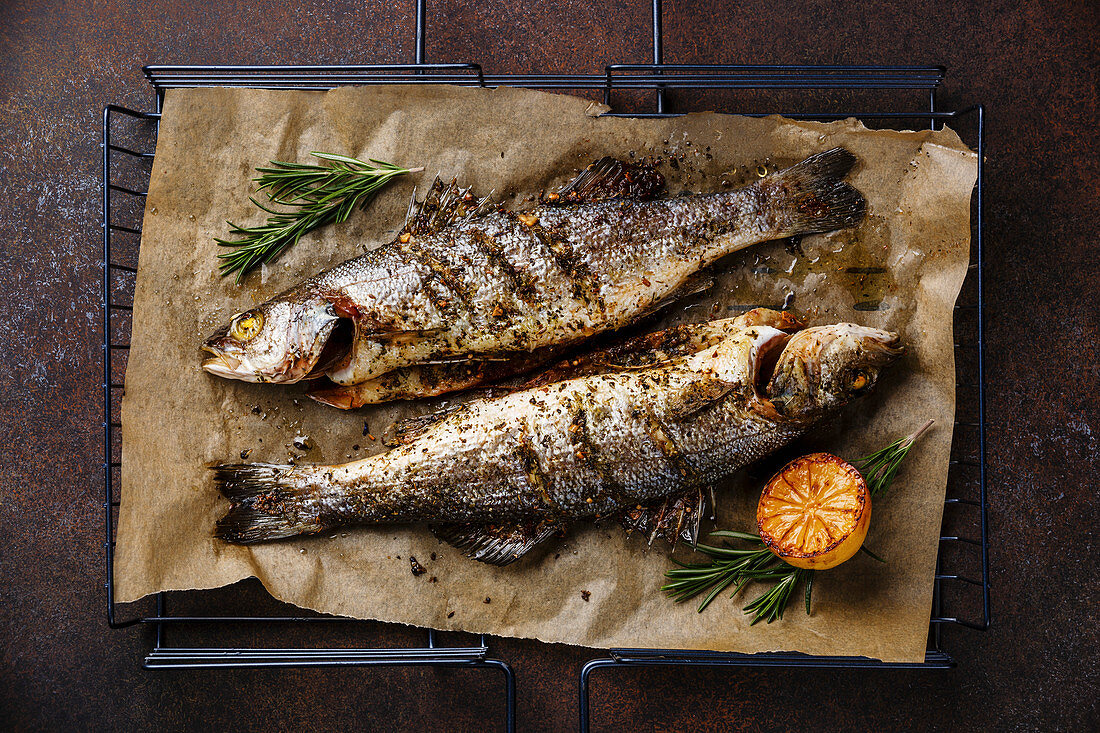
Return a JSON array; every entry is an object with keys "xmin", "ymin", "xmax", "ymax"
[
  {"xmin": 666, "ymin": 377, "xmax": 736, "ymax": 420},
  {"xmin": 632, "ymin": 271, "xmax": 716, "ymax": 323},
  {"xmin": 431, "ymin": 521, "xmax": 564, "ymax": 566}
]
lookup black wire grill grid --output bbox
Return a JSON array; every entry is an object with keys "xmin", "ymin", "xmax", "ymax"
[{"xmin": 101, "ymin": 1, "xmax": 988, "ymax": 728}]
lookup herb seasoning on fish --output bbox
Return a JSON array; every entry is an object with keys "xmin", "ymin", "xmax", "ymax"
[
  {"xmin": 213, "ymin": 321, "xmax": 902, "ymax": 565},
  {"xmin": 201, "ymin": 149, "xmax": 867, "ymax": 405}
]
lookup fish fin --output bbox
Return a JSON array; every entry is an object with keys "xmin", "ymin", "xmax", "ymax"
[
  {"xmin": 518, "ymin": 298, "xmax": 756, "ymax": 390},
  {"xmin": 307, "ymin": 383, "xmax": 363, "ymax": 410},
  {"xmin": 383, "ymin": 402, "xmax": 474, "ymax": 446},
  {"xmin": 512, "ymin": 272, "xmax": 715, "ymax": 388},
  {"xmin": 381, "ymin": 386, "xmax": 518, "ymax": 445},
  {"xmin": 517, "ymin": 308, "xmax": 805, "ymax": 391},
  {"xmin": 736, "ymin": 307, "xmax": 806, "ymax": 332},
  {"xmin": 369, "ymin": 327, "xmax": 448, "ymax": 342},
  {"xmin": 618, "ymin": 489, "xmax": 706, "ymax": 546},
  {"xmin": 431, "ymin": 521, "xmax": 563, "ymax": 566},
  {"xmin": 767, "ymin": 147, "xmax": 867, "ymax": 235},
  {"xmin": 212, "ymin": 463, "xmax": 321, "ymax": 544},
  {"xmin": 403, "ymin": 176, "xmax": 494, "ymax": 237},
  {"xmin": 519, "ymin": 323, "xmax": 702, "ymax": 389},
  {"xmin": 633, "ymin": 271, "xmax": 715, "ymax": 322},
  {"xmin": 542, "ymin": 156, "xmax": 665, "ymax": 205},
  {"xmin": 666, "ymin": 377, "xmax": 736, "ymax": 420}
]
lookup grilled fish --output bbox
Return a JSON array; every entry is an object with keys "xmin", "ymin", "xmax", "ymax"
[
  {"xmin": 201, "ymin": 148, "xmax": 866, "ymax": 403},
  {"xmin": 214, "ymin": 321, "xmax": 902, "ymax": 564},
  {"xmin": 378, "ymin": 307, "xmax": 803, "ymax": 448}
]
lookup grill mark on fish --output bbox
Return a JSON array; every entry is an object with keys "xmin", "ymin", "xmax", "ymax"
[
  {"xmin": 515, "ymin": 425, "xmax": 556, "ymax": 512},
  {"xmin": 467, "ymin": 228, "xmax": 542, "ymax": 307},
  {"xmin": 567, "ymin": 397, "xmax": 628, "ymax": 510},
  {"xmin": 521, "ymin": 215, "xmax": 605, "ymax": 312},
  {"xmin": 390, "ymin": 245, "xmax": 457, "ymax": 323},
  {"xmin": 438, "ymin": 231, "xmax": 525, "ymax": 329},
  {"xmin": 397, "ymin": 238, "xmax": 472, "ymax": 319}
]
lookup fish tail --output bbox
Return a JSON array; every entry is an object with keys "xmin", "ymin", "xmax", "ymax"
[
  {"xmin": 769, "ymin": 147, "xmax": 866, "ymax": 235},
  {"xmin": 213, "ymin": 463, "xmax": 327, "ymax": 544}
]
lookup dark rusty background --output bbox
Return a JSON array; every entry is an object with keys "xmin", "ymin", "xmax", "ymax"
[{"xmin": 2, "ymin": 0, "xmax": 1098, "ymax": 730}]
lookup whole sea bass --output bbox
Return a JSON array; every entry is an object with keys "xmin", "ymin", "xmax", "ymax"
[
  {"xmin": 214, "ymin": 318, "xmax": 902, "ymax": 564},
  {"xmin": 201, "ymin": 149, "xmax": 867, "ymax": 406}
]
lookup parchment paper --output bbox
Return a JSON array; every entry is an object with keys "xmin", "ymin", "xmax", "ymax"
[{"xmin": 115, "ymin": 84, "xmax": 976, "ymax": 662}]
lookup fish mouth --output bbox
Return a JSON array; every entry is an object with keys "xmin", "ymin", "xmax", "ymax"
[
  {"xmin": 201, "ymin": 348, "xmax": 255, "ymax": 381},
  {"xmin": 867, "ymin": 331, "xmax": 905, "ymax": 361},
  {"xmin": 200, "ymin": 343, "xmax": 267, "ymax": 382}
]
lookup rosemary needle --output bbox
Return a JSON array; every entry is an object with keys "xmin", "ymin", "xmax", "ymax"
[
  {"xmin": 855, "ymin": 419, "xmax": 935, "ymax": 498},
  {"xmin": 662, "ymin": 531, "xmax": 809, "ymax": 622},
  {"xmin": 215, "ymin": 152, "xmax": 423, "ymax": 283}
]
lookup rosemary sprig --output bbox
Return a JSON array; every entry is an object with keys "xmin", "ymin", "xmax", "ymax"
[
  {"xmin": 662, "ymin": 530, "xmax": 811, "ymax": 624},
  {"xmin": 662, "ymin": 421, "xmax": 934, "ymax": 622},
  {"xmin": 215, "ymin": 152, "xmax": 423, "ymax": 283},
  {"xmin": 855, "ymin": 419, "xmax": 934, "ymax": 498}
]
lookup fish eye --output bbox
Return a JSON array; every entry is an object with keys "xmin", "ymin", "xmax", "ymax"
[
  {"xmin": 229, "ymin": 312, "xmax": 263, "ymax": 342},
  {"xmin": 849, "ymin": 371, "xmax": 870, "ymax": 392}
]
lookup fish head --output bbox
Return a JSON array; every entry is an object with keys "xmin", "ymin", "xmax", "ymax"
[
  {"xmin": 764, "ymin": 323, "xmax": 903, "ymax": 421},
  {"xmin": 201, "ymin": 295, "xmax": 347, "ymax": 383}
]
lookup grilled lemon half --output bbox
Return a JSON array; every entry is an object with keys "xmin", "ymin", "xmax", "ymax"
[{"xmin": 756, "ymin": 453, "xmax": 870, "ymax": 570}]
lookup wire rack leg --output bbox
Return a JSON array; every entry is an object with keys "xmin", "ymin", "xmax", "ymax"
[{"xmin": 579, "ymin": 659, "xmax": 615, "ymax": 733}]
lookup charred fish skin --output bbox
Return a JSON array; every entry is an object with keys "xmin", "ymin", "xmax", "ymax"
[
  {"xmin": 203, "ymin": 148, "xmax": 866, "ymax": 389},
  {"xmin": 214, "ymin": 323, "xmax": 902, "ymax": 546}
]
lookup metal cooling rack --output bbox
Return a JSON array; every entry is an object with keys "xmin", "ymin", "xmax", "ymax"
[{"xmin": 102, "ymin": 1, "xmax": 988, "ymax": 729}]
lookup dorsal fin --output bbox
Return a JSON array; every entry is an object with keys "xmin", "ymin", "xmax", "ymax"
[
  {"xmin": 542, "ymin": 156, "xmax": 665, "ymax": 205},
  {"xmin": 518, "ymin": 308, "xmax": 805, "ymax": 390},
  {"xmin": 402, "ymin": 176, "xmax": 495, "ymax": 237},
  {"xmin": 379, "ymin": 387, "xmax": 516, "ymax": 445},
  {"xmin": 431, "ymin": 521, "xmax": 564, "ymax": 566},
  {"xmin": 382, "ymin": 402, "xmax": 473, "ymax": 446}
]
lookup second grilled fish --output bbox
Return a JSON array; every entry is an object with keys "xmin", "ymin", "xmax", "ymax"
[{"xmin": 213, "ymin": 321, "xmax": 902, "ymax": 564}]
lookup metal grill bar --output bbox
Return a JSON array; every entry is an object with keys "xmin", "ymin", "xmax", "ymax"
[
  {"xmin": 103, "ymin": 103, "xmax": 158, "ymax": 632},
  {"xmin": 146, "ymin": 73, "xmax": 945, "ymax": 91}
]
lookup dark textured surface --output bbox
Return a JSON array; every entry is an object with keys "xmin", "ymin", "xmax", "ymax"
[{"xmin": 2, "ymin": 0, "xmax": 1098, "ymax": 730}]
